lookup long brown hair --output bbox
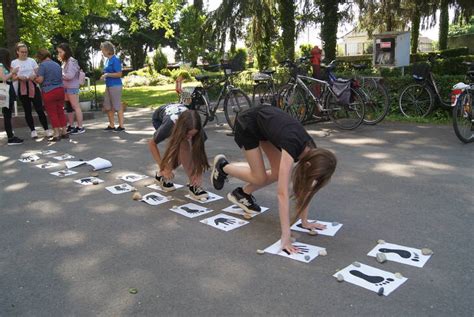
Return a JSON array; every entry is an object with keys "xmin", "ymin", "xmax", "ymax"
[
  {"xmin": 160, "ymin": 110, "xmax": 209, "ymax": 176},
  {"xmin": 57, "ymin": 43, "xmax": 73, "ymax": 62},
  {"xmin": 291, "ymin": 147, "xmax": 337, "ymax": 223}
]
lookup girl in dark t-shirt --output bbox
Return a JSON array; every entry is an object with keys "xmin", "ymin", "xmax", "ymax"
[
  {"xmin": 148, "ymin": 106, "xmax": 210, "ymax": 200},
  {"xmin": 211, "ymin": 106, "xmax": 337, "ymax": 254}
]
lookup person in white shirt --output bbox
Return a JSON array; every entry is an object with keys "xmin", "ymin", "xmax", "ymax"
[{"xmin": 11, "ymin": 43, "xmax": 51, "ymax": 139}]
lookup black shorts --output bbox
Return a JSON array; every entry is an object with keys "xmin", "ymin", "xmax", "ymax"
[
  {"xmin": 65, "ymin": 100, "xmax": 74, "ymax": 113},
  {"xmin": 234, "ymin": 108, "xmax": 264, "ymax": 150}
]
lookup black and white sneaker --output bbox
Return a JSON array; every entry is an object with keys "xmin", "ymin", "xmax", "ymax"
[
  {"xmin": 114, "ymin": 126, "xmax": 125, "ymax": 132},
  {"xmin": 67, "ymin": 125, "xmax": 74, "ymax": 133},
  {"xmin": 104, "ymin": 125, "xmax": 115, "ymax": 131},
  {"xmin": 211, "ymin": 154, "xmax": 229, "ymax": 190},
  {"xmin": 155, "ymin": 173, "xmax": 175, "ymax": 192},
  {"xmin": 7, "ymin": 136, "xmax": 24, "ymax": 145},
  {"xmin": 227, "ymin": 187, "xmax": 261, "ymax": 214},
  {"xmin": 188, "ymin": 184, "xmax": 209, "ymax": 200},
  {"xmin": 71, "ymin": 127, "xmax": 86, "ymax": 134}
]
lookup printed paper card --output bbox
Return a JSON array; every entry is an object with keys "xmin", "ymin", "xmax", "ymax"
[
  {"xmin": 53, "ymin": 154, "xmax": 75, "ymax": 161},
  {"xmin": 291, "ymin": 219, "xmax": 343, "ymax": 237},
  {"xmin": 50, "ymin": 169, "xmax": 77, "ymax": 177},
  {"xmin": 264, "ymin": 239, "xmax": 325, "ymax": 263},
  {"xmin": 222, "ymin": 204, "xmax": 269, "ymax": 218},
  {"xmin": 41, "ymin": 150, "xmax": 58, "ymax": 155},
  {"xmin": 35, "ymin": 162, "xmax": 60, "ymax": 169},
  {"xmin": 200, "ymin": 213, "xmax": 249, "ymax": 231},
  {"xmin": 185, "ymin": 191, "xmax": 222, "ymax": 204},
  {"xmin": 74, "ymin": 177, "xmax": 104, "ymax": 186},
  {"xmin": 19, "ymin": 155, "xmax": 40, "ymax": 163},
  {"xmin": 333, "ymin": 262, "xmax": 407, "ymax": 296},
  {"xmin": 367, "ymin": 242, "xmax": 432, "ymax": 268},
  {"xmin": 141, "ymin": 192, "xmax": 170, "ymax": 206},
  {"xmin": 147, "ymin": 183, "xmax": 184, "ymax": 192},
  {"xmin": 170, "ymin": 203, "xmax": 213, "ymax": 218},
  {"xmin": 106, "ymin": 183, "xmax": 134, "ymax": 195},
  {"xmin": 118, "ymin": 173, "xmax": 149, "ymax": 183}
]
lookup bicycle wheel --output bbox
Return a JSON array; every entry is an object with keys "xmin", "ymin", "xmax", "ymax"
[
  {"xmin": 281, "ymin": 85, "xmax": 307, "ymax": 123},
  {"xmin": 326, "ymin": 88, "xmax": 365, "ymax": 130},
  {"xmin": 399, "ymin": 84, "xmax": 433, "ymax": 118},
  {"xmin": 452, "ymin": 91, "xmax": 474, "ymax": 143},
  {"xmin": 276, "ymin": 84, "xmax": 292, "ymax": 110},
  {"xmin": 224, "ymin": 88, "xmax": 252, "ymax": 130},
  {"xmin": 252, "ymin": 82, "xmax": 274, "ymax": 106},
  {"xmin": 189, "ymin": 90, "xmax": 210, "ymax": 127},
  {"xmin": 362, "ymin": 79, "xmax": 390, "ymax": 125}
]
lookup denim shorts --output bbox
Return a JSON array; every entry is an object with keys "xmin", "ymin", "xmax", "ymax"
[{"xmin": 65, "ymin": 88, "xmax": 80, "ymax": 95}]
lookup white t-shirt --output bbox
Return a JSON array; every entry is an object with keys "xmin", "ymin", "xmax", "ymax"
[{"xmin": 11, "ymin": 58, "xmax": 39, "ymax": 94}]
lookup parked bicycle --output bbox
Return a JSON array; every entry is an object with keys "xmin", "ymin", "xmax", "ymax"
[
  {"xmin": 398, "ymin": 54, "xmax": 451, "ymax": 118},
  {"xmin": 349, "ymin": 64, "xmax": 390, "ymax": 125},
  {"xmin": 179, "ymin": 64, "xmax": 252, "ymax": 130},
  {"xmin": 251, "ymin": 69, "xmax": 277, "ymax": 106},
  {"xmin": 277, "ymin": 58, "xmax": 366, "ymax": 130},
  {"xmin": 451, "ymin": 62, "xmax": 474, "ymax": 143}
]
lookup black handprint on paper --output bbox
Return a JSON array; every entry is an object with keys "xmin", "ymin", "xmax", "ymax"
[
  {"xmin": 125, "ymin": 175, "xmax": 138, "ymax": 180},
  {"xmin": 146, "ymin": 194, "xmax": 163, "ymax": 202},
  {"xmin": 282, "ymin": 244, "xmax": 310, "ymax": 255},
  {"xmin": 181, "ymin": 206, "xmax": 205, "ymax": 214},
  {"xmin": 214, "ymin": 218, "xmax": 236, "ymax": 226},
  {"xmin": 114, "ymin": 185, "xmax": 127, "ymax": 191},
  {"xmin": 81, "ymin": 178, "xmax": 92, "ymax": 184}
]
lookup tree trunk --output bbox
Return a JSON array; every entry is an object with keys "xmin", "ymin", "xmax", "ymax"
[
  {"xmin": 193, "ymin": 0, "xmax": 203, "ymax": 12},
  {"xmin": 320, "ymin": 0, "xmax": 338, "ymax": 62},
  {"xmin": 278, "ymin": 0, "xmax": 295, "ymax": 61},
  {"xmin": 411, "ymin": 7, "xmax": 420, "ymax": 54},
  {"xmin": 2, "ymin": 0, "xmax": 20, "ymax": 55},
  {"xmin": 230, "ymin": 25, "xmax": 236, "ymax": 54},
  {"xmin": 438, "ymin": 0, "xmax": 449, "ymax": 50}
]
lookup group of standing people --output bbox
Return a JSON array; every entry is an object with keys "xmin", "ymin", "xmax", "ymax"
[{"xmin": 1, "ymin": 40, "xmax": 125, "ymax": 145}]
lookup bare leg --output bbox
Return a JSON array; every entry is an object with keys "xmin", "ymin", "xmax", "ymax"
[
  {"xmin": 68, "ymin": 94, "xmax": 83, "ymax": 128},
  {"xmin": 243, "ymin": 141, "xmax": 281, "ymax": 194},
  {"xmin": 117, "ymin": 109, "xmax": 124, "ymax": 128},
  {"xmin": 107, "ymin": 110, "xmax": 115, "ymax": 127},
  {"xmin": 148, "ymin": 138, "xmax": 162, "ymax": 171},
  {"xmin": 223, "ymin": 147, "xmax": 267, "ymax": 187},
  {"xmin": 65, "ymin": 95, "xmax": 74, "ymax": 127}
]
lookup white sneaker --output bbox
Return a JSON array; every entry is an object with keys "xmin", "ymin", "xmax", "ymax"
[
  {"xmin": 46, "ymin": 129, "xmax": 54, "ymax": 137},
  {"xmin": 31, "ymin": 130, "xmax": 38, "ymax": 139}
]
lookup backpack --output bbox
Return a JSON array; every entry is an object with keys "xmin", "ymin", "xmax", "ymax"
[
  {"xmin": 332, "ymin": 79, "xmax": 351, "ymax": 105},
  {"xmin": 78, "ymin": 69, "xmax": 86, "ymax": 85}
]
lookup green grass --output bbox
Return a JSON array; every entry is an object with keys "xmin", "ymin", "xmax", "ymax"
[{"xmin": 91, "ymin": 82, "xmax": 201, "ymax": 108}]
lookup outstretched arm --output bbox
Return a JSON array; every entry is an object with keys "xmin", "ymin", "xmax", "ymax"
[{"xmin": 277, "ymin": 150, "xmax": 298, "ymax": 253}]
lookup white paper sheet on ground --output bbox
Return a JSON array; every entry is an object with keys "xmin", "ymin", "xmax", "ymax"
[
  {"xmin": 141, "ymin": 192, "xmax": 170, "ymax": 206},
  {"xmin": 264, "ymin": 239, "xmax": 325, "ymax": 263},
  {"xmin": 118, "ymin": 173, "xmax": 148, "ymax": 183},
  {"xmin": 170, "ymin": 203, "xmax": 213, "ymax": 218},
  {"xmin": 18, "ymin": 155, "xmax": 40, "ymax": 163},
  {"xmin": 50, "ymin": 169, "xmax": 77, "ymax": 177},
  {"xmin": 41, "ymin": 150, "xmax": 58, "ymax": 155},
  {"xmin": 367, "ymin": 242, "xmax": 431, "ymax": 268},
  {"xmin": 65, "ymin": 160, "xmax": 86, "ymax": 169},
  {"xmin": 74, "ymin": 177, "xmax": 104, "ymax": 186},
  {"xmin": 147, "ymin": 183, "xmax": 184, "ymax": 192},
  {"xmin": 291, "ymin": 219, "xmax": 343, "ymax": 237},
  {"xmin": 35, "ymin": 162, "xmax": 60, "ymax": 169},
  {"xmin": 185, "ymin": 191, "xmax": 222, "ymax": 204},
  {"xmin": 200, "ymin": 213, "xmax": 248, "ymax": 231},
  {"xmin": 86, "ymin": 157, "xmax": 112, "ymax": 171},
  {"xmin": 106, "ymin": 183, "xmax": 134, "ymax": 194},
  {"xmin": 53, "ymin": 154, "xmax": 75, "ymax": 161},
  {"xmin": 333, "ymin": 262, "xmax": 407, "ymax": 296},
  {"xmin": 222, "ymin": 205, "xmax": 269, "ymax": 218}
]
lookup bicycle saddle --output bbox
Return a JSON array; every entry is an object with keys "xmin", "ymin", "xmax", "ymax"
[
  {"xmin": 352, "ymin": 64, "xmax": 367, "ymax": 70},
  {"xmin": 195, "ymin": 75, "xmax": 210, "ymax": 81},
  {"xmin": 262, "ymin": 69, "xmax": 275, "ymax": 75}
]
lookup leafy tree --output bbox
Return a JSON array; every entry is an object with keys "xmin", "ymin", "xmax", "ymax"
[
  {"xmin": 153, "ymin": 47, "xmax": 168, "ymax": 73},
  {"xmin": 278, "ymin": 0, "xmax": 296, "ymax": 61},
  {"xmin": 178, "ymin": 5, "xmax": 205, "ymax": 66}
]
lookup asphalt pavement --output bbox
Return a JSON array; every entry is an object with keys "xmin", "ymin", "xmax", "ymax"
[{"xmin": 0, "ymin": 108, "xmax": 472, "ymax": 316}]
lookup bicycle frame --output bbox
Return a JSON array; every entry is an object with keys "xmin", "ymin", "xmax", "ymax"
[
  {"xmin": 293, "ymin": 75, "xmax": 334, "ymax": 112},
  {"xmin": 427, "ymin": 73, "xmax": 451, "ymax": 108},
  {"xmin": 197, "ymin": 74, "xmax": 238, "ymax": 121}
]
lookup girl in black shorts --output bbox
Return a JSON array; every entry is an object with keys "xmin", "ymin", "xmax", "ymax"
[
  {"xmin": 211, "ymin": 106, "xmax": 337, "ymax": 253},
  {"xmin": 148, "ymin": 104, "xmax": 209, "ymax": 199}
]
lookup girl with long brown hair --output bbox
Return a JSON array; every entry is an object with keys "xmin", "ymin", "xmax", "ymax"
[
  {"xmin": 148, "ymin": 104, "xmax": 210, "ymax": 199},
  {"xmin": 211, "ymin": 106, "xmax": 337, "ymax": 254}
]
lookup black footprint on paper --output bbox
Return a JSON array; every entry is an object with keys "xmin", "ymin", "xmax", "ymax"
[
  {"xmin": 81, "ymin": 178, "xmax": 92, "ymax": 183},
  {"xmin": 181, "ymin": 206, "xmax": 205, "ymax": 214},
  {"xmin": 296, "ymin": 223, "xmax": 323, "ymax": 231},
  {"xmin": 350, "ymin": 270, "xmax": 395, "ymax": 286},
  {"xmin": 379, "ymin": 248, "xmax": 420, "ymax": 262}
]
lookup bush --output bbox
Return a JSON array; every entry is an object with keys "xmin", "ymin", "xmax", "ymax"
[
  {"xmin": 153, "ymin": 48, "xmax": 168, "ymax": 73},
  {"xmin": 123, "ymin": 75, "xmax": 151, "ymax": 87},
  {"xmin": 160, "ymin": 68, "xmax": 172, "ymax": 77},
  {"xmin": 170, "ymin": 69, "xmax": 191, "ymax": 81},
  {"xmin": 229, "ymin": 48, "xmax": 247, "ymax": 71}
]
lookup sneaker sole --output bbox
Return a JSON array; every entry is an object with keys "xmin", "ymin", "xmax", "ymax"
[
  {"xmin": 210, "ymin": 154, "xmax": 227, "ymax": 190},
  {"xmin": 227, "ymin": 192, "xmax": 259, "ymax": 215},
  {"xmin": 8, "ymin": 142, "xmax": 23, "ymax": 145},
  {"xmin": 188, "ymin": 190, "xmax": 209, "ymax": 201}
]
